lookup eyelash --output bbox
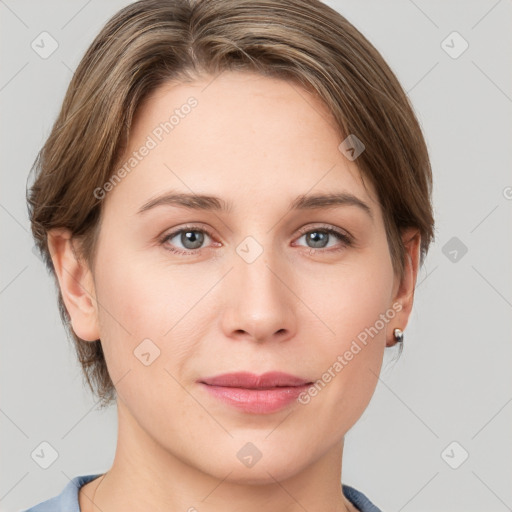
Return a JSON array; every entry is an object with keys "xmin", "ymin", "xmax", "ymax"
[{"xmin": 159, "ymin": 224, "xmax": 353, "ymax": 256}]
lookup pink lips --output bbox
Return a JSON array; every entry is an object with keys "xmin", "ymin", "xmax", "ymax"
[{"xmin": 198, "ymin": 371, "xmax": 313, "ymax": 414}]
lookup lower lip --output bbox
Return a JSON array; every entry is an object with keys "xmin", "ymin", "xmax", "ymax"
[{"xmin": 200, "ymin": 383, "xmax": 311, "ymax": 414}]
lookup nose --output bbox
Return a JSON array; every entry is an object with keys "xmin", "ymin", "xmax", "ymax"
[{"xmin": 220, "ymin": 250, "xmax": 297, "ymax": 344}]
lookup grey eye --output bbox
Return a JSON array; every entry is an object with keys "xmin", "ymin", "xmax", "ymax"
[
  {"xmin": 164, "ymin": 229, "xmax": 209, "ymax": 251},
  {"xmin": 303, "ymin": 230, "xmax": 330, "ymax": 249}
]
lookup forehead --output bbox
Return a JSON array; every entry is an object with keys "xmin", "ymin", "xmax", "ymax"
[{"xmin": 105, "ymin": 70, "xmax": 380, "ymax": 217}]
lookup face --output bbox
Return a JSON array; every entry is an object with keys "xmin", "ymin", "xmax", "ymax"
[{"xmin": 56, "ymin": 70, "xmax": 417, "ymax": 484}]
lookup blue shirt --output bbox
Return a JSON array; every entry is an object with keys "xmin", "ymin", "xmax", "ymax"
[{"xmin": 21, "ymin": 473, "xmax": 383, "ymax": 512}]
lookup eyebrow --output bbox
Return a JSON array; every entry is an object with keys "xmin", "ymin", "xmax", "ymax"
[{"xmin": 137, "ymin": 190, "xmax": 373, "ymax": 220}]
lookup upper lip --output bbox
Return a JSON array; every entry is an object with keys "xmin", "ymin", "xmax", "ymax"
[{"xmin": 199, "ymin": 371, "xmax": 312, "ymax": 389}]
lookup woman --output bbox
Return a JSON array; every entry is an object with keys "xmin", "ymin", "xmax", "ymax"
[{"xmin": 24, "ymin": 0, "xmax": 435, "ymax": 510}]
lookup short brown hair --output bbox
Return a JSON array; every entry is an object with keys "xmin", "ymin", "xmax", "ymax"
[{"xmin": 27, "ymin": 0, "xmax": 435, "ymax": 408}]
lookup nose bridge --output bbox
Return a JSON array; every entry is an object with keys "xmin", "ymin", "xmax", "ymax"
[{"xmin": 221, "ymin": 239, "xmax": 296, "ymax": 342}]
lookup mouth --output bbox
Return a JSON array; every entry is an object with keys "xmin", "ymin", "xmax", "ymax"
[{"xmin": 197, "ymin": 371, "xmax": 314, "ymax": 414}]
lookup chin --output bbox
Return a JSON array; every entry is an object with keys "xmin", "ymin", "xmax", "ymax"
[{"xmin": 199, "ymin": 446, "xmax": 308, "ymax": 486}]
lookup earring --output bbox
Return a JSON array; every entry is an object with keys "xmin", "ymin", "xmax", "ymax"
[{"xmin": 393, "ymin": 328, "xmax": 404, "ymax": 343}]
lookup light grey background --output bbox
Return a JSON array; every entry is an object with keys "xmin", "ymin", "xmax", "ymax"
[{"xmin": 1, "ymin": 1, "xmax": 511, "ymax": 511}]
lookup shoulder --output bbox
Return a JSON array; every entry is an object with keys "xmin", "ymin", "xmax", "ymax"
[
  {"xmin": 342, "ymin": 483, "xmax": 383, "ymax": 512},
  {"xmin": 20, "ymin": 474, "xmax": 102, "ymax": 512}
]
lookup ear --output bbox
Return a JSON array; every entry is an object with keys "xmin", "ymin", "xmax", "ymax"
[
  {"xmin": 387, "ymin": 228, "xmax": 421, "ymax": 347},
  {"xmin": 47, "ymin": 228, "xmax": 100, "ymax": 342}
]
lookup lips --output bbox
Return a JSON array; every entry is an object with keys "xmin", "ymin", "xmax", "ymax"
[
  {"xmin": 199, "ymin": 371, "xmax": 312, "ymax": 389},
  {"xmin": 198, "ymin": 371, "xmax": 314, "ymax": 414}
]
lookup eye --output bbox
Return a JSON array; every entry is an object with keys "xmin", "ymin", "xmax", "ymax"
[
  {"xmin": 160, "ymin": 225, "xmax": 215, "ymax": 255},
  {"xmin": 294, "ymin": 225, "xmax": 353, "ymax": 253},
  {"xmin": 159, "ymin": 223, "xmax": 353, "ymax": 256}
]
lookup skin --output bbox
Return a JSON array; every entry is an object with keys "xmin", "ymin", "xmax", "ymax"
[{"xmin": 48, "ymin": 70, "xmax": 420, "ymax": 512}]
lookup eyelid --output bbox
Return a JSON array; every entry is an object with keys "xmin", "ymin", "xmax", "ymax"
[
  {"xmin": 297, "ymin": 223, "xmax": 348, "ymax": 234},
  {"xmin": 296, "ymin": 223, "xmax": 353, "ymax": 242}
]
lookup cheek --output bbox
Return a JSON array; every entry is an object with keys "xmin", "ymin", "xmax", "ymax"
[
  {"xmin": 300, "ymin": 251, "xmax": 394, "ymax": 426},
  {"xmin": 95, "ymin": 237, "xmax": 188, "ymax": 330},
  {"xmin": 92, "ymin": 248, "xmax": 213, "ymax": 381},
  {"xmin": 309, "ymin": 250, "xmax": 394, "ymax": 345}
]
